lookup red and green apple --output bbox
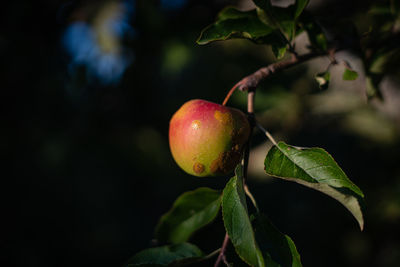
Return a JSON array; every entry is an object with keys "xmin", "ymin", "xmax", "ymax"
[{"xmin": 169, "ymin": 99, "xmax": 250, "ymax": 177}]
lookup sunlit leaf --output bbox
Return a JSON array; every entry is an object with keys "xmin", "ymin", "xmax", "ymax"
[
  {"xmin": 264, "ymin": 142, "xmax": 365, "ymax": 230},
  {"xmin": 222, "ymin": 165, "xmax": 265, "ymax": 267},
  {"xmin": 126, "ymin": 243, "xmax": 203, "ymax": 266},
  {"xmin": 155, "ymin": 187, "xmax": 221, "ymax": 244},
  {"xmin": 343, "ymin": 68, "xmax": 359, "ymax": 81},
  {"xmin": 253, "ymin": 213, "xmax": 303, "ymax": 267},
  {"xmin": 197, "ymin": 7, "xmax": 275, "ymax": 45}
]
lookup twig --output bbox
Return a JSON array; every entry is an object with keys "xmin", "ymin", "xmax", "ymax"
[
  {"xmin": 214, "ymin": 233, "xmax": 230, "ymax": 267},
  {"xmin": 256, "ymin": 121, "xmax": 278, "ymax": 146},
  {"xmin": 222, "ymin": 50, "xmax": 331, "ymax": 106},
  {"xmin": 221, "ymin": 254, "xmax": 230, "ymax": 267},
  {"xmin": 247, "ymin": 90, "xmax": 255, "ymax": 114},
  {"xmin": 244, "ymin": 90, "xmax": 260, "ymax": 213},
  {"xmin": 243, "ymin": 90, "xmax": 255, "ymax": 184},
  {"xmin": 244, "ymin": 184, "xmax": 259, "ymax": 213},
  {"xmin": 203, "ymin": 248, "xmax": 221, "ymax": 260},
  {"xmin": 238, "ymin": 51, "xmax": 328, "ymax": 92}
]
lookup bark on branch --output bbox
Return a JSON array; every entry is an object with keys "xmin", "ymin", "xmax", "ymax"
[{"xmin": 222, "ymin": 51, "xmax": 329, "ymax": 106}]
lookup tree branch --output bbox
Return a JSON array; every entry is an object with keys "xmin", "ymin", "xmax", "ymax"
[
  {"xmin": 222, "ymin": 50, "xmax": 330, "ymax": 106},
  {"xmin": 238, "ymin": 51, "xmax": 328, "ymax": 91},
  {"xmin": 255, "ymin": 121, "xmax": 278, "ymax": 146}
]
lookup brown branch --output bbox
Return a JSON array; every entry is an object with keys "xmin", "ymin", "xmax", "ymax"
[
  {"xmin": 222, "ymin": 50, "xmax": 331, "ymax": 106},
  {"xmin": 237, "ymin": 51, "xmax": 327, "ymax": 92}
]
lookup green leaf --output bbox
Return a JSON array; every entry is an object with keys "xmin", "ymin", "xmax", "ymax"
[
  {"xmin": 364, "ymin": 47, "xmax": 400, "ymax": 99},
  {"xmin": 253, "ymin": 0, "xmax": 309, "ymax": 20},
  {"xmin": 126, "ymin": 243, "xmax": 203, "ymax": 267},
  {"xmin": 298, "ymin": 12, "xmax": 328, "ymax": 51},
  {"xmin": 294, "ymin": 0, "xmax": 310, "ymax": 18},
  {"xmin": 253, "ymin": 0, "xmax": 309, "ymax": 42},
  {"xmin": 264, "ymin": 142, "xmax": 365, "ymax": 230},
  {"xmin": 272, "ymin": 44, "xmax": 287, "ymax": 59},
  {"xmin": 155, "ymin": 187, "xmax": 221, "ymax": 244},
  {"xmin": 222, "ymin": 165, "xmax": 265, "ymax": 267},
  {"xmin": 315, "ymin": 71, "xmax": 330, "ymax": 90},
  {"xmin": 253, "ymin": 213, "xmax": 303, "ymax": 267},
  {"xmin": 254, "ymin": 3, "xmax": 296, "ymax": 41},
  {"xmin": 252, "ymin": 0, "xmax": 272, "ymax": 13},
  {"xmin": 197, "ymin": 7, "xmax": 275, "ymax": 45},
  {"xmin": 343, "ymin": 68, "xmax": 359, "ymax": 81},
  {"xmin": 256, "ymin": 8, "xmax": 292, "ymax": 58},
  {"xmin": 366, "ymin": 74, "xmax": 383, "ymax": 100}
]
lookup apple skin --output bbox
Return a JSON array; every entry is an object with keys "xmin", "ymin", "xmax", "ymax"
[{"xmin": 169, "ymin": 99, "xmax": 250, "ymax": 177}]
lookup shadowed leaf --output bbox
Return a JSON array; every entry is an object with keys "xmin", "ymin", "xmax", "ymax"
[
  {"xmin": 366, "ymin": 74, "xmax": 383, "ymax": 100},
  {"xmin": 155, "ymin": 187, "xmax": 221, "ymax": 244},
  {"xmin": 298, "ymin": 11, "xmax": 328, "ymax": 51},
  {"xmin": 294, "ymin": 0, "xmax": 310, "ymax": 18},
  {"xmin": 126, "ymin": 243, "xmax": 203, "ymax": 266},
  {"xmin": 253, "ymin": 213, "xmax": 302, "ymax": 267}
]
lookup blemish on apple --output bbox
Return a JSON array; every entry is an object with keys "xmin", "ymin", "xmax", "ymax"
[
  {"xmin": 193, "ymin": 162, "xmax": 205, "ymax": 174},
  {"xmin": 214, "ymin": 110, "xmax": 232, "ymax": 125}
]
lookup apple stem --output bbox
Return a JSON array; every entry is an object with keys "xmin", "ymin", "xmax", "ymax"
[{"xmin": 222, "ymin": 82, "xmax": 239, "ymax": 106}]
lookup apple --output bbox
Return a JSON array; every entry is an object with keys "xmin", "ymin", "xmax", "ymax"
[{"xmin": 169, "ymin": 99, "xmax": 251, "ymax": 177}]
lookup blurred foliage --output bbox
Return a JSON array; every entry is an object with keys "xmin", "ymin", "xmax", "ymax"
[{"xmin": 3, "ymin": 0, "xmax": 400, "ymax": 267}]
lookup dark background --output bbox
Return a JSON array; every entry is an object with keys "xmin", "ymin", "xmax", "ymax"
[{"xmin": 3, "ymin": 0, "xmax": 400, "ymax": 266}]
